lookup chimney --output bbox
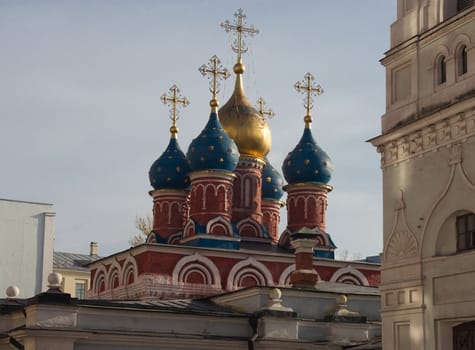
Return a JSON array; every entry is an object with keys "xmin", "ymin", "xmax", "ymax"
[
  {"xmin": 90, "ymin": 242, "xmax": 98, "ymax": 256},
  {"xmin": 289, "ymin": 228, "xmax": 319, "ymax": 288}
]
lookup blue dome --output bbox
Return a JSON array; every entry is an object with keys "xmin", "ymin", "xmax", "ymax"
[
  {"xmin": 149, "ymin": 137, "xmax": 190, "ymax": 190},
  {"xmin": 261, "ymin": 157, "xmax": 284, "ymax": 200},
  {"xmin": 187, "ymin": 112, "xmax": 239, "ymax": 172},
  {"xmin": 282, "ymin": 128, "xmax": 332, "ymax": 185}
]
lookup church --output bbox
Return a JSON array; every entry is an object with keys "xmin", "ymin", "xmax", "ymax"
[
  {"xmin": 86, "ymin": 9, "xmax": 380, "ymax": 301},
  {"xmin": 1, "ymin": 1, "xmax": 475, "ymax": 349}
]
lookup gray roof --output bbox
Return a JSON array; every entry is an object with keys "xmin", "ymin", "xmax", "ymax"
[
  {"xmin": 53, "ymin": 251, "xmax": 101, "ymax": 271},
  {"xmin": 78, "ymin": 298, "xmax": 250, "ymax": 317}
]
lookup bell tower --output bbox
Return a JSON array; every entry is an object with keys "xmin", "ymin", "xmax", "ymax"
[{"xmin": 371, "ymin": 2, "xmax": 475, "ymax": 349}]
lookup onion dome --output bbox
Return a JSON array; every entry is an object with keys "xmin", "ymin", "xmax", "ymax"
[
  {"xmin": 262, "ymin": 157, "xmax": 284, "ymax": 200},
  {"xmin": 187, "ymin": 112, "xmax": 239, "ymax": 172},
  {"xmin": 282, "ymin": 72, "xmax": 333, "ymax": 185},
  {"xmin": 149, "ymin": 84, "xmax": 191, "ymax": 190},
  {"xmin": 218, "ymin": 62, "xmax": 271, "ymax": 160},
  {"xmin": 149, "ymin": 138, "xmax": 190, "ymax": 190},
  {"xmin": 282, "ymin": 128, "xmax": 332, "ymax": 185}
]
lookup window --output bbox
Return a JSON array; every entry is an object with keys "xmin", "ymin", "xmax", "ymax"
[
  {"xmin": 438, "ymin": 56, "xmax": 447, "ymax": 84},
  {"xmin": 75, "ymin": 281, "xmax": 86, "ymax": 299},
  {"xmin": 458, "ymin": 45, "xmax": 468, "ymax": 76},
  {"xmin": 456, "ymin": 213, "xmax": 475, "ymax": 251},
  {"xmin": 457, "ymin": 0, "xmax": 474, "ymax": 12},
  {"xmin": 454, "ymin": 321, "xmax": 475, "ymax": 350}
]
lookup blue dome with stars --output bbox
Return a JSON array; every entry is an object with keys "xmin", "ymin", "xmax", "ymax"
[
  {"xmin": 149, "ymin": 137, "xmax": 190, "ymax": 190},
  {"xmin": 261, "ymin": 157, "xmax": 284, "ymax": 200},
  {"xmin": 187, "ymin": 112, "xmax": 239, "ymax": 172},
  {"xmin": 282, "ymin": 127, "xmax": 332, "ymax": 185}
]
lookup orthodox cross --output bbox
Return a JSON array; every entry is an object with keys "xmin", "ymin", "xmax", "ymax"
[
  {"xmin": 160, "ymin": 85, "xmax": 189, "ymax": 137},
  {"xmin": 256, "ymin": 97, "xmax": 274, "ymax": 119},
  {"xmin": 221, "ymin": 8, "xmax": 259, "ymax": 62},
  {"xmin": 294, "ymin": 72, "xmax": 323, "ymax": 126},
  {"xmin": 199, "ymin": 55, "xmax": 230, "ymax": 111}
]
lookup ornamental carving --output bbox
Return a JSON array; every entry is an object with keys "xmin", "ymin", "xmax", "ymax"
[
  {"xmin": 378, "ymin": 110, "xmax": 475, "ymax": 168},
  {"xmin": 385, "ymin": 231, "xmax": 418, "ymax": 263}
]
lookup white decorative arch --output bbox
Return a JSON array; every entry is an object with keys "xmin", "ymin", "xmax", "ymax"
[
  {"xmin": 421, "ymin": 153, "xmax": 475, "ymax": 258},
  {"xmin": 330, "ymin": 265, "xmax": 369, "ymax": 286},
  {"xmin": 108, "ymin": 260, "xmax": 122, "ymax": 288},
  {"xmin": 146, "ymin": 233, "xmax": 157, "ymax": 243},
  {"xmin": 278, "ymin": 264, "xmax": 296, "ymax": 286},
  {"xmin": 121, "ymin": 255, "xmax": 138, "ymax": 286},
  {"xmin": 226, "ymin": 257, "xmax": 273, "ymax": 290},
  {"xmin": 237, "ymin": 217, "xmax": 262, "ymax": 237},
  {"xmin": 172, "ymin": 253, "xmax": 221, "ymax": 287},
  {"xmin": 183, "ymin": 219, "xmax": 196, "ymax": 238},
  {"xmin": 93, "ymin": 265, "xmax": 108, "ymax": 294},
  {"xmin": 207, "ymin": 216, "xmax": 233, "ymax": 236},
  {"xmin": 168, "ymin": 231, "xmax": 182, "ymax": 245}
]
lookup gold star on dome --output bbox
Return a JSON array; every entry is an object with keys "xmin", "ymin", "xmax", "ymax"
[{"xmin": 294, "ymin": 72, "xmax": 323, "ymax": 128}]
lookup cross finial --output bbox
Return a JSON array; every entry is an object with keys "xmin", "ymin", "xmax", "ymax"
[
  {"xmin": 294, "ymin": 72, "xmax": 323, "ymax": 128},
  {"xmin": 160, "ymin": 85, "xmax": 189, "ymax": 138},
  {"xmin": 199, "ymin": 55, "xmax": 231, "ymax": 112},
  {"xmin": 256, "ymin": 97, "xmax": 274, "ymax": 120},
  {"xmin": 221, "ymin": 9, "xmax": 259, "ymax": 64}
]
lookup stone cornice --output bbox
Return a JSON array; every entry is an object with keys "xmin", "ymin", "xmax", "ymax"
[{"xmin": 370, "ymin": 99, "xmax": 475, "ymax": 168}]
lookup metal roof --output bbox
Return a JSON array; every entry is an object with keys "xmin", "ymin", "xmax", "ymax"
[{"xmin": 53, "ymin": 251, "xmax": 101, "ymax": 271}]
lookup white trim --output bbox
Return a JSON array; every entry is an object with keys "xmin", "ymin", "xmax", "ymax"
[
  {"xmin": 330, "ymin": 265, "xmax": 369, "ymax": 286},
  {"xmin": 226, "ymin": 257, "xmax": 273, "ymax": 290},
  {"xmin": 207, "ymin": 216, "xmax": 233, "ymax": 236},
  {"xmin": 121, "ymin": 255, "xmax": 138, "ymax": 285},
  {"xmin": 278, "ymin": 264, "xmax": 295, "ymax": 286},
  {"xmin": 172, "ymin": 253, "xmax": 221, "ymax": 287}
]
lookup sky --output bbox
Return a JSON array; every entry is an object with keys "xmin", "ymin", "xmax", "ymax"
[{"xmin": 1, "ymin": 1, "xmax": 396, "ymax": 258}]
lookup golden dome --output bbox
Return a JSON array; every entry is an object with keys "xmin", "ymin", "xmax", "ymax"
[{"xmin": 218, "ymin": 62, "xmax": 271, "ymax": 160}]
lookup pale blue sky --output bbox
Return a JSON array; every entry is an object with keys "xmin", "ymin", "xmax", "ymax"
[{"xmin": 1, "ymin": 1, "xmax": 396, "ymax": 258}]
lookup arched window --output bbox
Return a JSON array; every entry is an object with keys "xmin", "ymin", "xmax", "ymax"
[
  {"xmin": 458, "ymin": 45, "xmax": 468, "ymax": 76},
  {"xmin": 438, "ymin": 56, "xmax": 447, "ymax": 84}
]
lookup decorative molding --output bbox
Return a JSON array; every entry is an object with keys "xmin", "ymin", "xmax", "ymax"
[
  {"xmin": 122, "ymin": 256, "xmax": 138, "ymax": 286},
  {"xmin": 377, "ymin": 109, "xmax": 475, "ymax": 168},
  {"xmin": 207, "ymin": 216, "xmax": 233, "ymax": 236},
  {"xmin": 386, "ymin": 231, "xmax": 419, "ymax": 263},
  {"xmin": 384, "ymin": 190, "xmax": 419, "ymax": 264},
  {"xmin": 329, "ymin": 265, "xmax": 369, "ymax": 286},
  {"xmin": 172, "ymin": 253, "xmax": 221, "ymax": 288},
  {"xmin": 420, "ymin": 151, "xmax": 475, "ymax": 255},
  {"xmin": 278, "ymin": 264, "xmax": 296, "ymax": 286},
  {"xmin": 226, "ymin": 257, "xmax": 273, "ymax": 290}
]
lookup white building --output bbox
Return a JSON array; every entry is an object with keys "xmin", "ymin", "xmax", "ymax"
[
  {"xmin": 0, "ymin": 199, "xmax": 55, "ymax": 297},
  {"xmin": 370, "ymin": 1, "xmax": 475, "ymax": 349}
]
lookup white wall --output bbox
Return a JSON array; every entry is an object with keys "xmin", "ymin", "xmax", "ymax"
[{"xmin": 0, "ymin": 199, "xmax": 55, "ymax": 297}]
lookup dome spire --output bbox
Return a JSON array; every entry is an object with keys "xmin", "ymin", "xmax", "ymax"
[
  {"xmin": 160, "ymin": 85, "xmax": 190, "ymax": 139},
  {"xmin": 199, "ymin": 55, "xmax": 231, "ymax": 113},
  {"xmin": 221, "ymin": 8, "xmax": 259, "ymax": 66},
  {"xmin": 294, "ymin": 72, "xmax": 323, "ymax": 129},
  {"xmin": 256, "ymin": 97, "xmax": 275, "ymax": 120}
]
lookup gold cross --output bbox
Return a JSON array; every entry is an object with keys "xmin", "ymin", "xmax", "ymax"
[
  {"xmin": 256, "ymin": 97, "xmax": 274, "ymax": 119},
  {"xmin": 199, "ymin": 55, "xmax": 230, "ymax": 111},
  {"xmin": 294, "ymin": 72, "xmax": 323, "ymax": 127},
  {"xmin": 160, "ymin": 85, "xmax": 189, "ymax": 138},
  {"xmin": 221, "ymin": 8, "xmax": 259, "ymax": 63}
]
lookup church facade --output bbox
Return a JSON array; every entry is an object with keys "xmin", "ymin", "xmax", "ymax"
[
  {"xmin": 370, "ymin": 1, "xmax": 475, "ymax": 349},
  {"xmin": 88, "ymin": 10, "xmax": 380, "ymax": 301}
]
